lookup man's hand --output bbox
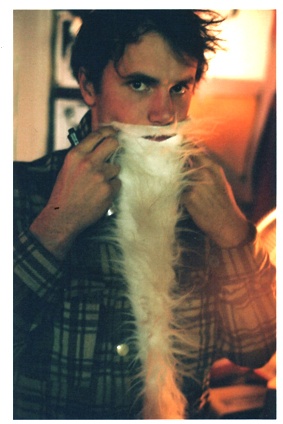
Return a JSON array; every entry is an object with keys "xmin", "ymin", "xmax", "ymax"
[
  {"xmin": 181, "ymin": 153, "xmax": 249, "ymax": 248},
  {"xmin": 30, "ymin": 127, "xmax": 121, "ymax": 260}
]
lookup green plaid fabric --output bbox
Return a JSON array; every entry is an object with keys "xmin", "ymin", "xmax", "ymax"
[{"xmin": 13, "ymin": 112, "xmax": 276, "ymax": 419}]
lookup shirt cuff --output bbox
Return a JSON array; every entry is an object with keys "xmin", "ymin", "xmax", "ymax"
[
  {"xmin": 14, "ymin": 230, "xmax": 64, "ymax": 300},
  {"xmin": 208, "ymin": 223, "xmax": 270, "ymax": 282}
]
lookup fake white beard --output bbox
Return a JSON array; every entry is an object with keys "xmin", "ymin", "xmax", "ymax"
[{"xmin": 109, "ymin": 120, "xmax": 200, "ymax": 419}]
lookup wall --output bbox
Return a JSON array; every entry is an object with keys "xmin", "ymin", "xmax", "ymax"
[
  {"xmin": 13, "ymin": 10, "xmax": 53, "ymax": 161},
  {"xmin": 189, "ymin": 9, "xmax": 276, "ymax": 206}
]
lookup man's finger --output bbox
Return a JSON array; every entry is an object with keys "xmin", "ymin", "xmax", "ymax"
[{"xmin": 77, "ymin": 126, "xmax": 118, "ymax": 153}]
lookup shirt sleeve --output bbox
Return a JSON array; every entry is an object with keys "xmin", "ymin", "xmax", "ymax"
[
  {"xmin": 14, "ymin": 229, "xmax": 65, "ymax": 361},
  {"xmin": 208, "ymin": 225, "xmax": 276, "ymax": 368}
]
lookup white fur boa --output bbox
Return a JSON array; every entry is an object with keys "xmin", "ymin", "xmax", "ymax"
[{"xmin": 109, "ymin": 120, "xmax": 200, "ymax": 419}]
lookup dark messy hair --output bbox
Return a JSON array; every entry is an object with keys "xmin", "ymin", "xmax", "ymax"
[{"xmin": 70, "ymin": 9, "xmax": 224, "ymax": 92}]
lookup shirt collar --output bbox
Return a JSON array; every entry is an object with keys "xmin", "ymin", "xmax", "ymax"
[{"xmin": 75, "ymin": 110, "xmax": 92, "ymax": 142}]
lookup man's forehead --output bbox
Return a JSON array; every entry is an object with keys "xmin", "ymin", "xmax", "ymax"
[{"xmin": 116, "ymin": 32, "xmax": 198, "ymax": 80}]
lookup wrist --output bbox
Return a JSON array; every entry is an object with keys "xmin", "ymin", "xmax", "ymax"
[
  {"xmin": 30, "ymin": 209, "xmax": 76, "ymax": 260},
  {"xmin": 212, "ymin": 220, "xmax": 256, "ymax": 249}
]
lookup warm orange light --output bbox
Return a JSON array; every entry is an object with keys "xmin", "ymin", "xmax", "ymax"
[{"xmin": 206, "ymin": 10, "xmax": 274, "ymax": 81}]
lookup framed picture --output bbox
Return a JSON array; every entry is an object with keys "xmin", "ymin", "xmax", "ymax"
[
  {"xmin": 54, "ymin": 10, "xmax": 82, "ymax": 88},
  {"xmin": 53, "ymin": 98, "xmax": 88, "ymax": 151}
]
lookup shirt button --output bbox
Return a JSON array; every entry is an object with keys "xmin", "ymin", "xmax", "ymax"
[{"xmin": 116, "ymin": 343, "xmax": 129, "ymax": 357}]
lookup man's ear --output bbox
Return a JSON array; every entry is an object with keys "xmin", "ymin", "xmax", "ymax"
[{"xmin": 78, "ymin": 68, "xmax": 97, "ymax": 107}]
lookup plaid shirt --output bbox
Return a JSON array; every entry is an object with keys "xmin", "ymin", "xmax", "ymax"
[{"xmin": 13, "ymin": 111, "xmax": 276, "ymax": 419}]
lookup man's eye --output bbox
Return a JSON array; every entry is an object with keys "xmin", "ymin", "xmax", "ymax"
[
  {"xmin": 171, "ymin": 84, "xmax": 187, "ymax": 95},
  {"xmin": 129, "ymin": 81, "xmax": 149, "ymax": 92}
]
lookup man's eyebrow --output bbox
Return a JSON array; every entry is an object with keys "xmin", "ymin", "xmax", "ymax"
[
  {"xmin": 175, "ymin": 76, "xmax": 196, "ymax": 85},
  {"xmin": 120, "ymin": 72, "xmax": 195, "ymax": 86},
  {"xmin": 121, "ymin": 72, "xmax": 159, "ymax": 84}
]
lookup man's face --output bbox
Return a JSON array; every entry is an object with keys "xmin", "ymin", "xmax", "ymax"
[{"xmin": 91, "ymin": 32, "xmax": 198, "ymax": 129}]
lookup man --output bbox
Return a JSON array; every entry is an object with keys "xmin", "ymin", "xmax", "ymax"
[{"xmin": 14, "ymin": 10, "xmax": 276, "ymax": 419}]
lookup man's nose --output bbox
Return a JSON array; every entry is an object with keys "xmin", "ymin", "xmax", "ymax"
[{"xmin": 148, "ymin": 89, "xmax": 175, "ymax": 125}]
